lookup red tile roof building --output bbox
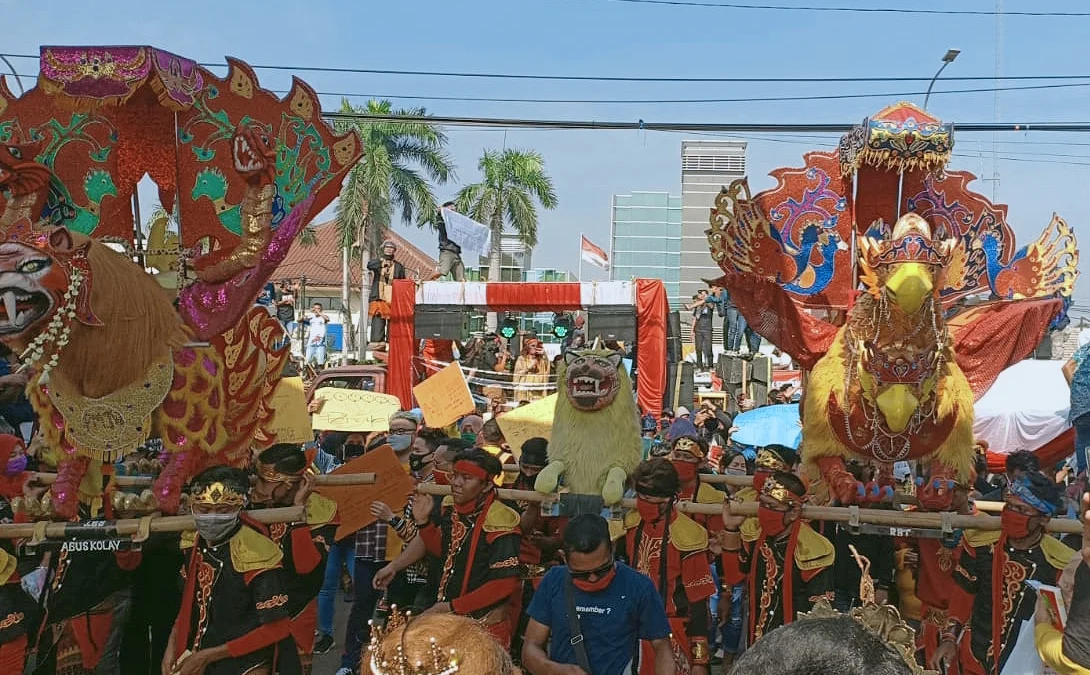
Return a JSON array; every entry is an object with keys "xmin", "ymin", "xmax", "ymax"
[{"xmin": 273, "ymin": 220, "xmax": 438, "ymax": 290}]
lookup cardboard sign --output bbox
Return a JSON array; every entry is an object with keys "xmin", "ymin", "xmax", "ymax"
[
  {"xmin": 265, "ymin": 376, "xmax": 312, "ymax": 443},
  {"xmin": 496, "ymin": 393, "xmax": 557, "ymax": 457},
  {"xmin": 311, "ymin": 388, "xmax": 401, "ymax": 432},
  {"xmin": 317, "ymin": 446, "xmax": 414, "ymax": 541},
  {"xmin": 413, "ymin": 362, "xmax": 475, "ymax": 428}
]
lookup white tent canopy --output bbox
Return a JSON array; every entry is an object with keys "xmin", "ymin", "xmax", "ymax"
[{"xmin": 972, "ymin": 359, "xmax": 1070, "ymax": 455}]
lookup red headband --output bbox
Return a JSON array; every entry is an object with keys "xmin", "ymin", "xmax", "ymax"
[{"xmin": 454, "ymin": 460, "xmax": 492, "ymax": 481}]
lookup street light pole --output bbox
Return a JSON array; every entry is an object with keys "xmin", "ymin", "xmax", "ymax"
[{"xmin": 923, "ymin": 49, "xmax": 961, "ymax": 110}]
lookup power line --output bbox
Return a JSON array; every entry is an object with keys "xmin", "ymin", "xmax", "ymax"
[
  {"xmin": 306, "ymin": 80, "xmax": 1090, "ymax": 105},
  {"xmin": 321, "ymin": 112, "xmax": 1090, "ymax": 134},
  {"xmin": 564, "ymin": 0, "xmax": 1090, "ymax": 16},
  {"xmin": 6, "ymin": 68, "xmax": 1090, "ymax": 106},
  {"xmin": 7, "ymin": 52, "xmax": 1090, "ymax": 84}
]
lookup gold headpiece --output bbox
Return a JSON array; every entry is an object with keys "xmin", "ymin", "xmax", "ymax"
[
  {"xmin": 755, "ymin": 449, "xmax": 788, "ymax": 472},
  {"xmin": 672, "ymin": 437, "xmax": 703, "ymax": 458},
  {"xmin": 760, "ymin": 476, "xmax": 802, "ymax": 507},
  {"xmin": 189, "ymin": 481, "xmax": 247, "ymax": 507},
  {"xmin": 255, "ymin": 462, "xmax": 307, "ymax": 485},
  {"xmin": 367, "ymin": 606, "xmax": 460, "ymax": 675},
  {"xmin": 799, "ymin": 546, "xmax": 937, "ymax": 675}
]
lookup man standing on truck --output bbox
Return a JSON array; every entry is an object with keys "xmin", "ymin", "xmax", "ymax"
[{"xmin": 436, "ymin": 201, "xmax": 467, "ymax": 282}]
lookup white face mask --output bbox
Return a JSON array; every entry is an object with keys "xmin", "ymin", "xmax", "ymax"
[
  {"xmin": 193, "ymin": 512, "xmax": 240, "ymax": 544},
  {"xmin": 726, "ymin": 467, "xmax": 747, "ymax": 476}
]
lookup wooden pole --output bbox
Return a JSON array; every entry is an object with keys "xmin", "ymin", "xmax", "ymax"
[
  {"xmin": 0, "ymin": 506, "xmax": 305, "ymax": 540},
  {"xmin": 29, "ymin": 472, "xmax": 378, "ymax": 487},
  {"xmin": 415, "ymin": 484, "xmax": 1080, "ymax": 535}
]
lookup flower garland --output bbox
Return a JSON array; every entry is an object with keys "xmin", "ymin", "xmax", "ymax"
[{"xmin": 18, "ymin": 268, "xmax": 83, "ymax": 379}]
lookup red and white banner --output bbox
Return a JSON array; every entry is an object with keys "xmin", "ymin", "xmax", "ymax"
[
  {"xmin": 772, "ymin": 369, "xmax": 802, "ymax": 390},
  {"xmin": 581, "ymin": 234, "xmax": 609, "ymax": 270}
]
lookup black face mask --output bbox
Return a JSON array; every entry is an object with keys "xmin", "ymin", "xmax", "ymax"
[
  {"xmin": 704, "ymin": 419, "xmax": 720, "ymax": 433},
  {"xmin": 343, "ymin": 444, "xmax": 365, "ymax": 460},
  {"xmin": 409, "ymin": 453, "xmax": 434, "ymax": 474},
  {"xmin": 383, "ymin": 252, "xmax": 395, "ymax": 260}
]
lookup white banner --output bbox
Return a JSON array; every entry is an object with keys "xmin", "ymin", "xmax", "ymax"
[{"xmin": 442, "ymin": 209, "xmax": 492, "ymax": 257}]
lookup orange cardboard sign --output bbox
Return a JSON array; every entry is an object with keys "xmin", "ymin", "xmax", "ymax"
[
  {"xmin": 317, "ymin": 446, "xmax": 413, "ymax": 541},
  {"xmin": 413, "ymin": 362, "xmax": 475, "ymax": 428}
]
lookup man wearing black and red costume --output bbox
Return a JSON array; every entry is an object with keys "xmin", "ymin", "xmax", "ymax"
[
  {"xmin": 720, "ymin": 470, "xmax": 835, "ymax": 645},
  {"xmin": 0, "ymin": 435, "xmax": 36, "ymax": 672},
  {"xmin": 374, "ymin": 448, "xmax": 522, "ymax": 648},
  {"xmin": 507, "ymin": 438, "xmax": 562, "ymax": 663},
  {"xmin": 896, "ymin": 467, "xmax": 975, "ymax": 674},
  {"xmin": 620, "ymin": 458, "xmax": 716, "ymax": 675},
  {"xmin": 932, "ymin": 472, "xmax": 1076, "ymax": 675},
  {"xmin": 250, "ymin": 443, "xmax": 339, "ymax": 675},
  {"xmin": 666, "ymin": 419, "xmax": 724, "ymax": 538},
  {"xmin": 164, "ymin": 466, "xmax": 292, "ymax": 675}
]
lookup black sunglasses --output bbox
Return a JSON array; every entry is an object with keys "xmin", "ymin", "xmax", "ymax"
[{"xmin": 570, "ymin": 559, "xmax": 615, "ymax": 580}]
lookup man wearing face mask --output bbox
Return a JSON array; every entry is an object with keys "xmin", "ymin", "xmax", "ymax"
[
  {"xmin": 667, "ymin": 420, "xmax": 725, "ymax": 538},
  {"xmin": 720, "ymin": 470, "xmax": 835, "ymax": 646},
  {"xmin": 933, "ymin": 472, "xmax": 1076, "ymax": 675},
  {"xmin": 509, "ymin": 438, "xmax": 562, "ymax": 663},
  {"xmin": 731, "ymin": 445, "xmax": 799, "ymax": 546},
  {"xmin": 164, "ymin": 466, "xmax": 292, "ymax": 675},
  {"xmin": 620, "ymin": 458, "xmax": 715, "ymax": 675},
  {"xmin": 523, "ymin": 514, "xmax": 676, "ymax": 675},
  {"xmin": 0, "ymin": 435, "xmax": 36, "ymax": 672},
  {"xmin": 370, "ymin": 428, "xmax": 448, "ymax": 615},
  {"xmin": 373, "ymin": 449, "xmax": 522, "ymax": 648},
  {"xmin": 336, "ymin": 422, "xmax": 416, "ymax": 675},
  {"xmin": 249, "ymin": 444, "xmax": 339, "ymax": 675}
]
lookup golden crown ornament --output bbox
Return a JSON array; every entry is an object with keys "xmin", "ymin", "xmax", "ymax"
[{"xmin": 366, "ymin": 606, "xmax": 460, "ymax": 675}]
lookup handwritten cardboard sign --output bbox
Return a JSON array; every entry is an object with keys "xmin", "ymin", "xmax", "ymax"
[
  {"xmin": 496, "ymin": 393, "xmax": 557, "ymax": 458},
  {"xmin": 317, "ymin": 446, "xmax": 414, "ymax": 541},
  {"xmin": 413, "ymin": 362, "xmax": 475, "ymax": 428},
  {"xmin": 265, "ymin": 376, "xmax": 312, "ymax": 444},
  {"xmin": 311, "ymin": 388, "xmax": 401, "ymax": 432}
]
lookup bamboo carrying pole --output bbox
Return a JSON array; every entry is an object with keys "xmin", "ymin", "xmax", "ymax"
[
  {"xmin": 0, "ymin": 506, "xmax": 305, "ymax": 540},
  {"xmin": 29, "ymin": 472, "xmax": 378, "ymax": 487},
  {"xmin": 495, "ymin": 469, "xmax": 1004, "ymax": 512},
  {"xmin": 415, "ymin": 484, "xmax": 1082, "ymax": 535}
]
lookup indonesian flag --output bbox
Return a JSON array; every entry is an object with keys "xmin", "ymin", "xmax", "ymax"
[{"xmin": 580, "ymin": 235, "xmax": 609, "ymax": 270}]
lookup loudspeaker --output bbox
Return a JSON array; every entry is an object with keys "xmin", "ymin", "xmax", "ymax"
[
  {"xmin": 663, "ymin": 361, "xmax": 695, "ymax": 413},
  {"xmin": 1034, "ymin": 335, "xmax": 1053, "ymax": 360},
  {"xmin": 749, "ymin": 356, "xmax": 772, "ymax": 385},
  {"xmin": 587, "ymin": 305, "xmax": 637, "ymax": 344},
  {"xmin": 666, "ymin": 311, "xmax": 682, "ymax": 363},
  {"xmin": 414, "ymin": 306, "xmax": 470, "ymax": 339}
]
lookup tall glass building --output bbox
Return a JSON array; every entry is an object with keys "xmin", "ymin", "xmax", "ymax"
[{"xmin": 610, "ymin": 192, "xmax": 683, "ymax": 308}]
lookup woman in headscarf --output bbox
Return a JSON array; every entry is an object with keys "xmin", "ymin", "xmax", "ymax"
[{"xmin": 513, "ymin": 337, "xmax": 551, "ymax": 403}]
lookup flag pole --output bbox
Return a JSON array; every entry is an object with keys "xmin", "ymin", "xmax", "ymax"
[{"xmin": 578, "ymin": 232, "xmax": 584, "ymax": 281}]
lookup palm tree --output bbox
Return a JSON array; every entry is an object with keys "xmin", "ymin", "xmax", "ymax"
[
  {"xmin": 332, "ymin": 99, "xmax": 455, "ymax": 348},
  {"xmin": 455, "ymin": 148, "xmax": 557, "ymax": 328}
]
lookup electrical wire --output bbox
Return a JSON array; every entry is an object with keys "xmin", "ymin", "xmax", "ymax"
[
  {"xmin": 297, "ymin": 80, "xmax": 1090, "ymax": 105},
  {"xmin": 6, "ymin": 51, "xmax": 1090, "ymax": 84},
  {"xmin": 11, "ymin": 68, "xmax": 1090, "ymax": 106},
  {"xmin": 561, "ymin": 0, "xmax": 1090, "ymax": 17}
]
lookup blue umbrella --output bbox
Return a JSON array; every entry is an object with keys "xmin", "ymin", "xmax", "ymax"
[{"xmin": 731, "ymin": 403, "xmax": 801, "ymax": 450}]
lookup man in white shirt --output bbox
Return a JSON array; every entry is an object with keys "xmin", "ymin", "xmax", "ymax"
[{"xmin": 304, "ymin": 302, "xmax": 329, "ymax": 367}]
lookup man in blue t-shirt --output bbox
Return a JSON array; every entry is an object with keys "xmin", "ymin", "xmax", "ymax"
[{"xmin": 523, "ymin": 514, "xmax": 675, "ymax": 675}]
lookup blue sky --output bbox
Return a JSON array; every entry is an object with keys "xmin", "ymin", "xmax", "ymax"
[{"xmin": 6, "ymin": 0, "xmax": 1090, "ymax": 308}]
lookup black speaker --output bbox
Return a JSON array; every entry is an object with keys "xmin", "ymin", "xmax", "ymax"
[
  {"xmin": 663, "ymin": 361, "xmax": 695, "ymax": 413},
  {"xmin": 1033, "ymin": 335, "xmax": 1053, "ymax": 360},
  {"xmin": 414, "ymin": 306, "xmax": 470, "ymax": 339},
  {"xmin": 749, "ymin": 356, "xmax": 772, "ymax": 385},
  {"xmin": 587, "ymin": 305, "xmax": 637, "ymax": 344},
  {"xmin": 666, "ymin": 311, "xmax": 682, "ymax": 363}
]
